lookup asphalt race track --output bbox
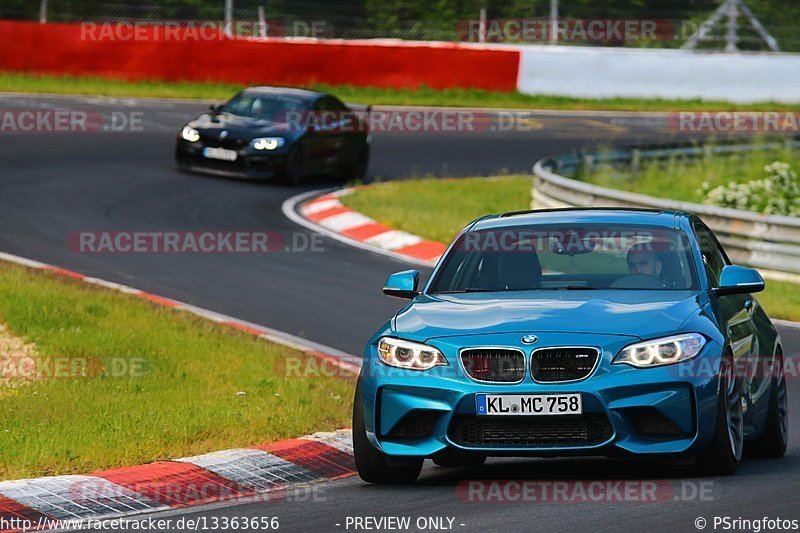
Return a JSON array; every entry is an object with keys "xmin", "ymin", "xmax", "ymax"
[{"xmin": 0, "ymin": 94, "xmax": 797, "ymax": 532}]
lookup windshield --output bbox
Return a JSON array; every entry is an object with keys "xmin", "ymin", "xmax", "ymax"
[
  {"xmin": 221, "ymin": 92, "xmax": 309, "ymax": 120},
  {"xmin": 429, "ymin": 223, "xmax": 698, "ymax": 293}
]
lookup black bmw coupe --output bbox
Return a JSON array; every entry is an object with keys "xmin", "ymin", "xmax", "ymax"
[{"xmin": 175, "ymin": 86, "xmax": 370, "ymax": 184}]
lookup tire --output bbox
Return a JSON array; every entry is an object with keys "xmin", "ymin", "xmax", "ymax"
[
  {"xmin": 174, "ymin": 150, "xmax": 191, "ymax": 173},
  {"xmin": 698, "ymin": 352, "xmax": 743, "ymax": 475},
  {"xmin": 352, "ymin": 378, "xmax": 423, "ymax": 484},
  {"xmin": 340, "ymin": 144, "xmax": 369, "ymax": 182},
  {"xmin": 749, "ymin": 349, "xmax": 788, "ymax": 458},
  {"xmin": 432, "ymin": 450, "xmax": 486, "ymax": 468},
  {"xmin": 281, "ymin": 147, "xmax": 304, "ymax": 186}
]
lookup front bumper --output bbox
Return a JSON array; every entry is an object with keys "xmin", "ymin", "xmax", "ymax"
[
  {"xmin": 359, "ymin": 332, "xmax": 723, "ymax": 458},
  {"xmin": 175, "ymin": 139, "xmax": 286, "ymax": 180}
]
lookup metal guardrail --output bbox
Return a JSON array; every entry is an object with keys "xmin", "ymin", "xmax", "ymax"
[{"xmin": 531, "ymin": 139, "xmax": 800, "ymax": 276}]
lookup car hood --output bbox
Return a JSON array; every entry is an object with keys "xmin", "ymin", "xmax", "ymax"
[
  {"xmin": 188, "ymin": 113, "xmax": 292, "ymax": 139},
  {"xmin": 394, "ymin": 290, "xmax": 706, "ymax": 342}
]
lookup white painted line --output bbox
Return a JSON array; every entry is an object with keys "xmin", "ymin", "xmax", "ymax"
[
  {"xmin": 81, "ymin": 277, "xmax": 144, "ymax": 295},
  {"xmin": 0, "ymin": 251, "xmax": 48, "ymax": 269}
]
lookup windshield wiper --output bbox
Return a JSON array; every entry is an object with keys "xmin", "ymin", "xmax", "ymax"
[{"xmin": 434, "ymin": 287, "xmax": 500, "ymax": 294}]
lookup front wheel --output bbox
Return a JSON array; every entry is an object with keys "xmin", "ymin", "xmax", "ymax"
[
  {"xmin": 698, "ymin": 353, "xmax": 743, "ymax": 475},
  {"xmin": 281, "ymin": 147, "xmax": 304, "ymax": 186},
  {"xmin": 352, "ymin": 379, "xmax": 423, "ymax": 484},
  {"xmin": 339, "ymin": 144, "xmax": 369, "ymax": 182}
]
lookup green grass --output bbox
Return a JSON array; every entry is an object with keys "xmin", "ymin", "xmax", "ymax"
[
  {"xmin": 1, "ymin": 71, "xmax": 799, "ymax": 112},
  {"xmin": 341, "ymin": 176, "xmax": 531, "ymax": 244},
  {"xmin": 0, "ymin": 262, "xmax": 353, "ymax": 481},
  {"xmin": 758, "ymin": 279, "xmax": 800, "ymax": 321},
  {"xmin": 580, "ymin": 142, "xmax": 800, "ymax": 204},
  {"xmin": 341, "ymin": 176, "xmax": 800, "ymax": 322}
]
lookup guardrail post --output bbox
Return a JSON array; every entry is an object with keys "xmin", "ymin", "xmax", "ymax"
[
  {"xmin": 224, "ymin": 0, "xmax": 233, "ymax": 37},
  {"xmin": 631, "ymin": 149, "xmax": 641, "ymax": 174},
  {"xmin": 582, "ymin": 153, "xmax": 594, "ymax": 176},
  {"xmin": 258, "ymin": 6, "xmax": 267, "ymax": 38}
]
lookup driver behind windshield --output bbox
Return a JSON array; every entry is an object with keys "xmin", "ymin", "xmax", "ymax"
[{"xmin": 626, "ymin": 244, "xmax": 663, "ymax": 279}]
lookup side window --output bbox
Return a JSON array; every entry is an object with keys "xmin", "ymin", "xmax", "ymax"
[
  {"xmin": 328, "ymin": 97, "xmax": 348, "ymax": 111},
  {"xmin": 694, "ymin": 223, "xmax": 728, "ymax": 286},
  {"xmin": 313, "ymin": 97, "xmax": 344, "ymax": 112}
]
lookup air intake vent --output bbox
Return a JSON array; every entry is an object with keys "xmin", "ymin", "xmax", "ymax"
[
  {"xmin": 460, "ymin": 348, "xmax": 525, "ymax": 383},
  {"xmin": 449, "ymin": 413, "xmax": 613, "ymax": 448}
]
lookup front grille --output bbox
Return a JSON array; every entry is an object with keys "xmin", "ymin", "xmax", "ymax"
[
  {"xmin": 531, "ymin": 347, "xmax": 599, "ymax": 382},
  {"xmin": 460, "ymin": 348, "xmax": 525, "ymax": 383},
  {"xmin": 199, "ymin": 134, "xmax": 247, "ymax": 150},
  {"xmin": 449, "ymin": 413, "xmax": 613, "ymax": 448}
]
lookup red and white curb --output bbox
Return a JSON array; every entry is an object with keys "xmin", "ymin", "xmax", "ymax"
[
  {"xmin": 0, "ymin": 251, "xmax": 360, "ymax": 531},
  {"xmin": 0, "ymin": 430, "xmax": 355, "ymax": 530},
  {"xmin": 283, "ymin": 188, "xmax": 447, "ymax": 267}
]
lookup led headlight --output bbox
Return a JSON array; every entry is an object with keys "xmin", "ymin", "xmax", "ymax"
[
  {"xmin": 377, "ymin": 337, "xmax": 448, "ymax": 371},
  {"xmin": 181, "ymin": 126, "xmax": 200, "ymax": 142},
  {"xmin": 251, "ymin": 137, "xmax": 285, "ymax": 150},
  {"xmin": 613, "ymin": 333, "xmax": 706, "ymax": 368}
]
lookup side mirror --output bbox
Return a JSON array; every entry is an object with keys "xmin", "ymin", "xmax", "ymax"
[
  {"xmin": 209, "ymin": 103, "xmax": 222, "ymax": 115},
  {"xmin": 383, "ymin": 270, "xmax": 419, "ymax": 299},
  {"xmin": 714, "ymin": 265, "xmax": 765, "ymax": 296}
]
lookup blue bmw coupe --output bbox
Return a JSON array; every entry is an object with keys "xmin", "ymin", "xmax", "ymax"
[{"xmin": 353, "ymin": 208, "xmax": 787, "ymax": 483}]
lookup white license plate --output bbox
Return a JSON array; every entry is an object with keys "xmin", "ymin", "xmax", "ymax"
[
  {"xmin": 476, "ymin": 393, "xmax": 582, "ymax": 416},
  {"xmin": 203, "ymin": 147, "xmax": 238, "ymax": 161}
]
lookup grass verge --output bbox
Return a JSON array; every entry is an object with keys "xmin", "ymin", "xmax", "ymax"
[
  {"xmin": 1, "ymin": 72, "xmax": 798, "ymax": 112},
  {"xmin": 340, "ymin": 176, "xmax": 800, "ymax": 322},
  {"xmin": 341, "ymin": 176, "xmax": 532, "ymax": 244},
  {"xmin": 0, "ymin": 262, "xmax": 353, "ymax": 481}
]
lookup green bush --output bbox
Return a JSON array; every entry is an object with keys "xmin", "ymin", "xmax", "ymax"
[{"xmin": 701, "ymin": 161, "xmax": 800, "ymax": 216}]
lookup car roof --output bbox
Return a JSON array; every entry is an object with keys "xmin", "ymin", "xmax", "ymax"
[
  {"xmin": 240, "ymin": 86, "xmax": 325, "ymax": 100},
  {"xmin": 471, "ymin": 207, "xmax": 687, "ymax": 231}
]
